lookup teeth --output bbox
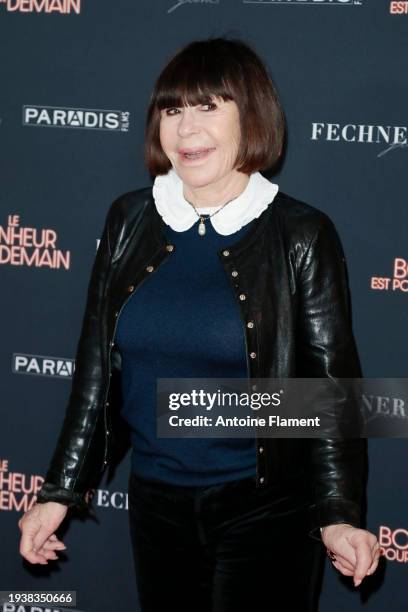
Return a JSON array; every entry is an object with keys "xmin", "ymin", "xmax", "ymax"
[{"xmin": 184, "ymin": 150, "xmax": 209, "ymax": 157}]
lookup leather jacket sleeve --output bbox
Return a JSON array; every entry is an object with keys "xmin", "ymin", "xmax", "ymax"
[
  {"xmin": 35, "ymin": 199, "xmax": 118, "ymax": 511},
  {"xmin": 296, "ymin": 213, "xmax": 367, "ymax": 541}
]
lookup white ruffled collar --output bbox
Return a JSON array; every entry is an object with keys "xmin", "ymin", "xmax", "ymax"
[{"xmin": 152, "ymin": 168, "xmax": 279, "ymax": 236}]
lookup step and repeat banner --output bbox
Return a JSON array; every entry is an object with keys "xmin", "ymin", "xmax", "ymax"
[{"xmin": 0, "ymin": 1, "xmax": 407, "ymax": 611}]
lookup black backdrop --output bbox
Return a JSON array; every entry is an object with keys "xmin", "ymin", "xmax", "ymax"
[{"xmin": 1, "ymin": 1, "xmax": 407, "ymax": 611}]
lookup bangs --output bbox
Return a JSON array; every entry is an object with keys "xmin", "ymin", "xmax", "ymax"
[{"xmin": 154, "ymin": 53, "xmax": 235, "ymax": 110}]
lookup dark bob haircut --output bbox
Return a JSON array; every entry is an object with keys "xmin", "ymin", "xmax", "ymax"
[{"xmin": 144, "ymin": 37, "xmax": 286, "ymax": 177}]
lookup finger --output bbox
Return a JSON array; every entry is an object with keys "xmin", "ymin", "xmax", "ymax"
[
  {"xmin": 20, "ymin": 525, "xmax": 62, "ymax": 565},
  {"xmin": 36, "ymin": 548, "xmax": 59, "ymax": 561},
  {"xmin": 20, "ymin": 532, "xmax": 49, "ymax": 565},
  {"xmin": 333, "ymin": 539, "xmax": 357, "ymax": 566},
  {"xmin": 332, "ymin": 560, "xmax": 354, "ymax": 577},
  {"xmin": 353, "ymin": 541, "xmax": 373, "ymax": 586},
  {"xmin": 45, "ymin": 534, "xmax": 56, "ymax": 543},
  {"xmin": 331, "ymin": 554, "xmax": 355, "ymax": 572},
  {"xmin": 42, "ymin": 534, "xmax": 66, "ymax": 548},
  {"xmin": 366, "ymin": 546, "xmax": 382, "ymax": 575},
  {"xmin": 41, "ymin": 540, "xmax": 67, "ymax": 552},
  {"xmin": 32, "ymin": 525, "xmax": 55, "ymax": 553},
  {"xmin": 366, "ymin": 558, "xmax": 380, "ymax": 576}
]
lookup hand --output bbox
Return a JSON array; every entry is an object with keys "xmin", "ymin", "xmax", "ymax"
[
  {"xmin": 321, "ymin": 523, "xmax": 380, "ymax": 587},
  {"xmin": 18, "ymin": 501, "xmax": 68, "ymax": 565}
]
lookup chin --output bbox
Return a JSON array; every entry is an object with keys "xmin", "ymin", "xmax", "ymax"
[{"xmin": 174, "ymin": 165, "xmax": 219, "ymax": 188}]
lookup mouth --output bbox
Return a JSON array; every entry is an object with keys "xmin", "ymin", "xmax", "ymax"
[{"xmin": 178, "ymin": 147, "xmax": 216, "ymax": 162}]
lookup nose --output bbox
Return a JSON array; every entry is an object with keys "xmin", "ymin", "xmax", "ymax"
[{"xmin": 177, "ymin": 107, "xmax": 200, "ymax": 138}]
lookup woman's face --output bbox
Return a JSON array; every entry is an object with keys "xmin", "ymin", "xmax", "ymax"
[{"xmin": 159, "ymin": 95, "xmax": 242, "ymax": 190}]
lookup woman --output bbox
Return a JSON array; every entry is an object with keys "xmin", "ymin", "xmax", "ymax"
[{"xmin": 19, "ymin": 37, "xmax": 380, "ymax": 610}]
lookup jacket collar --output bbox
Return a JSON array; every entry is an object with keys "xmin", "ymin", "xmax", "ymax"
[{"xmin": 152, "ymin": 167, "xmax": 279, "ymax": 236}]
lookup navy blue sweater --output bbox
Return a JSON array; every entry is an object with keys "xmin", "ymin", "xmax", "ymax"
[{"xmin": 114, "ymin": 216, "xmax": 257, "ymax": 486}]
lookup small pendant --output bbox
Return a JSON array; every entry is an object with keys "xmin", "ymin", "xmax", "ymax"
[{"xmin": 198, "ymin": 218, "xmax": 206, "ymax": 236}]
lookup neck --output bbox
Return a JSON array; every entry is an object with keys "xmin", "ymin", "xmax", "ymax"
[{"xmin": 182, "ymin": 170, "xmax": 250, "ymax": 209}]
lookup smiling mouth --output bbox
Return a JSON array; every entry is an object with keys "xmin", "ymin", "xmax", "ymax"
[{"xmin": 179, "ymin": 148, "xmax": 216, "ymax": 161}]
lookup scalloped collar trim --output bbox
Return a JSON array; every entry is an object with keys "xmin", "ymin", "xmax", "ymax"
[{"xmin": 152, "ymin": 168, "xmax": 279, "ymax": 236}]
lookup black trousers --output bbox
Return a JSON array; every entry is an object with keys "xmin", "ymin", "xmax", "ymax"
[{"xmin": 127, "ymin": 471, "xmax": 324, "ymax": 612}]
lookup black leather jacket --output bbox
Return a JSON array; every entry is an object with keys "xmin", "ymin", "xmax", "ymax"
[{"xmin": 36, "ymin": 185, "xmax": 367, "ymax": 542}]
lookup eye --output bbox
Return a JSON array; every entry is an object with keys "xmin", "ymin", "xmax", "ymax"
[
  {"xmin": 163, "ymin": 107, "xmax": 180, "ymax": 116},
  {"xmin": 201, "ymin": 102, "xmax": 217, "ymax": 111}
]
